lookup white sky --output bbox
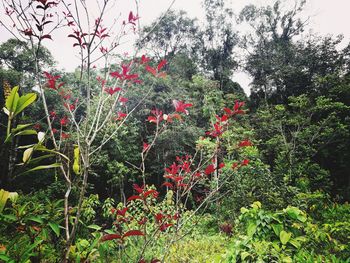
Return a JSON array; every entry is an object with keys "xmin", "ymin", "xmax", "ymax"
[{"xmin": 1, "ymin": 0, "xmax": 349, "ymax": 95}]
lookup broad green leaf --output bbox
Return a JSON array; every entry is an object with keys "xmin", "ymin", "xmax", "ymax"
[
  {"xmin": 35, "ymin": 145, "xmax": 69, "ymax": 161},
  {"xmin": 18, "ymin": 144, "xmax": 35, "ymax": 149},
  {"xmin": 280, "ymin": 230, "xmax": 292, "ymax": 245},
  {"xmin": 11, "ymin": 124, "xmax": 33, "ymax": 133},
  {"xmin": 26, "ymin": 154, "xmax": 55, "ymax": 165},
  {"xmin": 271, "ymin": 224, "xmax": 283, "ymax": 236},
  {"xmin": 27, "ymin": 215, "xmax": 43, "ymax": 224},
  {"xmin": 87, "ymin": 224, "xmax": 102, "ymax": 231},
  {"xmin": 23, "ymin": 147, "xmax": 34, "ymax": 163},
  {"xmin": 48, "ymin": 222, "xmax": 60, "ymax": 237},
  {"xmin": 14, "ymin": 93, "xmax": 37, "ymax": 116},
  {"xmin": 0, "ymin": 189, "xmax": 10, "ymax": 213},
  {"xmin": 241, "ymin": 252, "xmax": 250, "ymax": 260},
  {"xmin": 247, "ymin": 222, "xmax": 257, "ymax": 237},
  {"xmin": 20, "ymin": 163, "xmax": 62, "ymax": 175},
  {"xmin": 4, "ymin": 130, "xmax": 37, "ymax": 143},
  {"xmin": 289, "ymin": 238, "xmax": 301, "ymax": 248},
  {"xmin": 296, "ymin": 214, "xmax": 307, "ymax": 222},
  {"xmin": 20, "ymin": 239, "xmax": 43, "ymax": 262},
  {"xmin": 1, "ymin": 214, "xmax": 16, "ymax": 221},
  {"xmin": 5, "ymin": 86, "xmax": 19, "ymax": 116},
  {"xmin": 15, "ymin": 130, "xmax": 37, "ymax": 137}
]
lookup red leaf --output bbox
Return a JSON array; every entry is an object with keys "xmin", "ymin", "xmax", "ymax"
[
  {"xmin": 117, "ymin": 207, "xmax": 128, "ymax": 217},
  {"xmin": 101, "ymin": 234, "xmax": 122, "ymax": 242},
  {"xmin": 223, "ymin": 107, "xmax": 232, "ymax": 115},
  {"xmin": 145, "ymin": 65, "xmax": 157, "ymax": 76},
  {"xmin": 161, "ymin": 182, "xmax": 173, "ymax": 188},
  {"xmin": 238, "ymin": 140, "xmax": 253, "ymax": 147},
  {"xmin": 40, "ymin": 34, "xmax": 52, "ymax": 40},
  {"xmin": 172, "ymin": 100, "xmax": 193, "ymax": 115},
  {"xmin": 143, "ymin": 189, "xmax": 158, "ymax": 198},
  {"xmin": 123, "ymin": 230, "xmax": 144, "ymax": 238},
  {"xmin": 157, "ymin": 59, "xmax": 167, "ymax": 71},
  {"xmin": 127, "ymin": 195, "xmax": 143, "ymax": 202},
  {"xmin": 133, "ymin": 183, "xmax": 144, "ymax": 193}
]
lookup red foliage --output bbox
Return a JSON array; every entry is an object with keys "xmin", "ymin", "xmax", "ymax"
[
  {"xmin": 204, "ymin": 164, "xmax": 215, "ymax": 175},
  {"xmin": 238, "ymin": 139, "xmax": 253, "ymax": 147},
  {"xmin": 123, "ymin": 230, "xmax": 144, "ymax": 238},
  {"xmin": 172, "ymin": 100, "xmax": 193, "ymax": 115}
]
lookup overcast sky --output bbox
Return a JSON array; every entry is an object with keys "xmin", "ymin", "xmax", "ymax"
[{"xmin": 1, "ymin": 0, "xmax": 349, "ymax": 95}]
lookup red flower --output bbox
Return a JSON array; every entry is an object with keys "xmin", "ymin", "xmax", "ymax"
[
  {"xmin": 172, "ymin": 100, "xmax": 193, "ymax": 115},
  {"xmin": 60, "ymin": 116, "xmax": 69, "ymax": 126},
  {"xmin": 116, "ymin": 112, "xmax": 127, "ymax": 121},
  {"xmin": 241, "ymin": 159, "xmax": 250, "ymax": 166},
  {"xmin": 143, "ymin": 142, "xmax": 150, "ymax": 152},
  {"xmin": 61, "ymin": 132, "xmax": 70, "ymax": 139},
  {"xmin": 231, "ymin": 162, "xmax": 239, "ymax": 170},
  {"xmin": 33, "ymin": 123, "xmax": 41, "ymax": 130},
  {"xmin": 49, "ymin": 111, "xmax": 56, "ymax": 118},
  {"xmin": 205, "ymin": 164, "xmax": 215, "ymax": 175}
]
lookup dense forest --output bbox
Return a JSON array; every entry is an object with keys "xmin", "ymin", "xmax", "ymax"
[{"xmin": 0, "ymin": 0, "xmax": 349, "ymax": 262}]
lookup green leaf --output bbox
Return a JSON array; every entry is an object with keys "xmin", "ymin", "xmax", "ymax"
[
  {"xmin": 15, "ymin": 130, "xmax": 37, "ymax": 137},
  {"xmin": 247, "ymin": 222, "xmax": 257, "ymax": 237},
  {"xmin": 20, "ymin": 239, "xmax": 43, "ymax": 262},
  {"xmin": 48, "ymin": 222, "xmax": 60, "ymax": 237},
  {"xmin": 241, "ymin": 252, "xmax": 250, "ymax": 260},
  {"xmin": 0, "ymin": 189, "xmax": 10, "ymax": 213},
  {"xmin": 27, "ymin": 215, "xmax": 43, "ymax": 224},
  {"xmin": 289, "ymin": 238, "xmax": 301, "ymax": 248},
  {"xmin": 26, "ymin": 154, "xmax": 55, "ymax": 165},
  {"xmin": 87, "ymin": 224, "xmax": 102, "ymax": 231},
  {"xmin": 271, "ymin": 224, "xmax": 283, "ymax": 236},
  {"xmin": 11, "ymin": 124, "xmax": 33, "ymax": 133},
  {"xmin": 19, "ymin": 163, "xmax": 62, "ymax": 175},
  {"xmin": 5, "ymin": 86, "xmax": 19, "ymax": 116},
  {"xmin": 14, "ymin": 93, "xmax": 37, "ymax": 116},
  {"xmin": 280, "ymin": 230, "xmax": 292, "ymax": 245},
  {"xmin": 36, "ymin": 145, "xmax": 69, "ymax": 161}
]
